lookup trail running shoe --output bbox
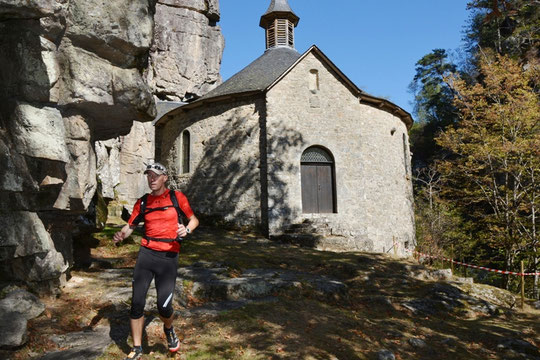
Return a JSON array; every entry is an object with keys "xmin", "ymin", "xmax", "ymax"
[
  {"xmin": 124, "ymin": 346, "xmax": 143, "ymax": 360},
  {"xmin": 164, "ymin": 325, "xmax": 180, "ymax": 352}
]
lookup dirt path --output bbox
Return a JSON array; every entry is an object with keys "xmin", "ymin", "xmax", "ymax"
[{"xmin": 3, "ymin": 226, "xmax": 540, "ymax": 360}]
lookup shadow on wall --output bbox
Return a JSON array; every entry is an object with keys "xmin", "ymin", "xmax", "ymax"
[{"xmin": 180, "ymin": 100, "xmax": 305, "ymax": 237}]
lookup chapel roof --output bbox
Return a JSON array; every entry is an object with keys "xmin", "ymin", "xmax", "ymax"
[
  {"xmin": 156, "ymin": 45, "xmax": 413, "ymax": 129},
  {"xmin": 199, "ymin": 46, "xmax": 301, "ymax": 101}
]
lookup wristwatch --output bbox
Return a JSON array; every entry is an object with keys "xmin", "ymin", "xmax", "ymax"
[{"xmin": 185, "ymin": 227, "xmax": 191, "ymax": 234}]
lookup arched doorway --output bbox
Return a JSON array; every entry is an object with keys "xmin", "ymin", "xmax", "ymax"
[{"xmin": 301, "ymin": 146, "xmax": 336, "ymax": 213}]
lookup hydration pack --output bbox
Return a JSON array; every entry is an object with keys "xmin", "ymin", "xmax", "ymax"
[{"xmin": 132, "ymin": 190, "xmax": 185, "ymax": 244}]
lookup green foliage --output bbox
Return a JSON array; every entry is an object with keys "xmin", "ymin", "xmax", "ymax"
[
  {"xmin": 411, "ymin": 0, "xmax": 540, "ymax": 294},
  {"xmin": 435, "ymin": 54, "xmax": 539, "ymax": 283}
]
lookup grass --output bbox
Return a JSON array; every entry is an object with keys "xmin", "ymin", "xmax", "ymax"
[{"xmin": 2, "ymin": 224, "xmax": 539, "ymax": 360}]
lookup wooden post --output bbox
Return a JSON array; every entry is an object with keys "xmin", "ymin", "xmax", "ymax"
[
  {"xmin": 451, "ymin": 245, "xmax": 454, "ymax": 275},
  {"xmin": 521, "ymin": 260, "xmax": 525, "ymax": 309},
  {"xmin": 441, "ymin": 254, "xmax": 444, "ymax": 269},
  {"xmin": 393, "ymin": 236, "xmax": 397, "ymax": 258}
]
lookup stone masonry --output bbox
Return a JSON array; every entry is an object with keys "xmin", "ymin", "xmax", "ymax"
[
  {"xmin": 266, "ymin": 51, "xmax": 415, "ymax": 253},
  {"xmin": 157, "ymin": 49, "xmax": 415, "ymax": 254},
  {"xmin": 158, "ymin": 98, "xmax": 265, "ymax": 227}
]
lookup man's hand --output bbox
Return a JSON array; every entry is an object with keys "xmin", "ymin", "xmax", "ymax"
[
  {"xmin": 177, "ymin": 223, "xmax": 188, "ymax": 238},
  {"xmin": 113, "ymin": 224, "xmax": 134, "ymax": 244},
  {"xmin": 113, "ymin": 230, "xmax": 126, "ymax": 244}
]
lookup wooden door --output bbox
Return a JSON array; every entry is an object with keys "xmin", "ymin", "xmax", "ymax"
[{"xmin": 301, "ymin": 163, "xmax": 334, "ymax": 213}]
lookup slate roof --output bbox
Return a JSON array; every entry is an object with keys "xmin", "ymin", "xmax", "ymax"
[
  {"xmin": 263, "ymin": 0, "xmax": 296, "ymax": 15},
  {"xmin": 260, "ymin": 0, "xmax": 299, "ymax": 26},
  {"xmin": 156, "ymin": 46, "xmax": 413, "ymax": 129},
  {"xmin": 199, "ymin": 46, "xmax": 301, "ymax": 101},
  {"xmin": 152, "ymin": 101, "xmax": 186, "ymax": 125}
]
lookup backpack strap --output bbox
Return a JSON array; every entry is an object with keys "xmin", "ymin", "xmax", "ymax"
[
  {"xmin": 169, "ymin": 190, "xmax": 185, "ymax": 226},
  {"xmin": 132, "ymin": 190, "xmax": 187, "ymax": 245},
  {"xmin": 169, "ymin": 190, "xmax": 187, "ymax": 244},
  {"xmin": 131, "ymin": 193, "xmax": 149, "ymax": 225}
]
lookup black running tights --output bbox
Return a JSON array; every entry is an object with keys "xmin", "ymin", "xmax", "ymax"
[{"xmin": 130, "ymin": 246, "xmax": 178, "ymax": 319}]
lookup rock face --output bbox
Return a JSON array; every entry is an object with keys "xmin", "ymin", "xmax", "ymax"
[
  {"xmin": 0, "ymin": 0, "xmax": 156, "ymax": 292},
  {"xmin": 1, "ymin": 0, "xmax": 224, "ymax": 291},
  {"xmin": 96, "ymin": 0, "xmax": 224, "ymax": 208},
  {"xmin": 148, "ymin": 0, "xmax": 223, "ymax": 102},
  {"xmin": 96, "ymin": 121, "xmax": 155, "ymax": 207}
]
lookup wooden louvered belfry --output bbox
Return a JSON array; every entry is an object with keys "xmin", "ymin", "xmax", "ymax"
[{"xmin": 260, "ymin": 0, "xmax": 299, "ymax": 49}]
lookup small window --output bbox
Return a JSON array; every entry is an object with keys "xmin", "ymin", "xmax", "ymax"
[
  {"xmin": 309, "ymin": 69, "xmax": 319, "ymax": 93},
  {"xmin": 182, "ymin": 130, "xmax": 190, "ymax": 173},
  {"xmin": 402, "ymin": 133, "xmax": 409, "ymax": 176}
]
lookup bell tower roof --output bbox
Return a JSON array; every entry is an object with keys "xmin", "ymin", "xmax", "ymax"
[{"xmin": 260, "ymin": 0, "xmax": 299, "ymax": 27}]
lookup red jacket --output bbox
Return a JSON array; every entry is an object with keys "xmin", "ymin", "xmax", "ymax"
[{"xmin": 128, "ymin": 189, "xmax": 194, "ymax": 252}]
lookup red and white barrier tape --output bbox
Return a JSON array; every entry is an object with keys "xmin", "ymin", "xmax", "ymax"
[{"xmin": 404, "ymin": 248, "xmax": 540, "ymax": 276}]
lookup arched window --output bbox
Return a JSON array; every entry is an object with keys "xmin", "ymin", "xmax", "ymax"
[
  {"xmin": 182, "ymin": 130, "xmax": 190, "ymax": 173},
  {"xmin": 301, "ymin": 147, "xmax": 336, "ymax": 213}
]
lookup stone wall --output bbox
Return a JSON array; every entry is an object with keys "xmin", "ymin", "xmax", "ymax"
[
  {"xmin": 0, "ymin": 0, "xmax": 156, "ymax": 292},
  {"xmin": 266, "ymin": 52, "xmax": 415, "ymax": 254},
  {"xmin": 158, "ymin": 98, "xmax": 265, "ymax": 228}
]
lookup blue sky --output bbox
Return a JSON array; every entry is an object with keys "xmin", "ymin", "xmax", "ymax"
[{"xmin": 219, "ymin": 0, "xmax": 471, "ymax": 118}]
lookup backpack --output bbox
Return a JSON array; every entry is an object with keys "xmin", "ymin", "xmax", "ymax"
[{"xmin": 132, "ymin": 190, "xmax": 186, "ymax": 244}]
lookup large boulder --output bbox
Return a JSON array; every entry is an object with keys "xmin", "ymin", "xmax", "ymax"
[
  {"xmin": 0, "ymin": 0, "xmax": 224, "ymax": 296},
  {"xmin": 9, "ymin": 102, "xmax": 69, "ymax": 163},
  {"xmin": 148, "ymin": 0, "xmax": 224, "ymax": 101},
  {"xmin": 58, "ymin": 41, "xmax": 156, "ymax": 139},
  {"xmin": 0, "ymin": 287, "xmax": 46, "ymax": 349},
  {"xmin": 0, "ymin": 211, "xmax": 68, "ymax": 284},
  {"xmin": 65, "ymin": 0, "xmax": 154, "ymax": 67}
]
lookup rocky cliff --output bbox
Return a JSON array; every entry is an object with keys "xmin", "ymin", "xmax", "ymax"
[
  {"xmin": 0, "ymin": 0, "xmax": 223, "ymax": 293},
  {"xmin": 96, "ymin": 0, "xmax": 224, "ymax": 209}
]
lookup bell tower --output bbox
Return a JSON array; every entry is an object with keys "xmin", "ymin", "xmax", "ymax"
[{"xmin": 259, "ymin": 0, "xmax": 300, "ymax": 50}]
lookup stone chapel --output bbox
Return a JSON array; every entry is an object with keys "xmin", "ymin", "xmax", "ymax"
[{"xmin": 155, "ymin": 0, "xmax": 415, "ymax": 254}]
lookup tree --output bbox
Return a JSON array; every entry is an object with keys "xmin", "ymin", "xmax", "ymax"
[
  {"xmin": 408, "ymin": 49, "xmax": 459, "ymax": 168},
  {"xmin": 465, "ymin": 0, "xmax": 540, "ymax": 60},
  {"xmin": 413, "ymin": 165, "xmax": 469, "ymax": 260},
  {"xmin": 436, "ymin": 54, "xmax": 540, "ymax": 289}
]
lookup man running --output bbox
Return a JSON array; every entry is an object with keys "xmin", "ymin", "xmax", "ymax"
[{"xmin": 113, "ymin": 162, "xmax": 199, "ymax": 360}]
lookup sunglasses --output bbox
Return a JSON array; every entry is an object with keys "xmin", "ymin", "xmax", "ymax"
[{"xmin": 146, "ymin": 164, "xmax": 166, "ymax": 172}]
